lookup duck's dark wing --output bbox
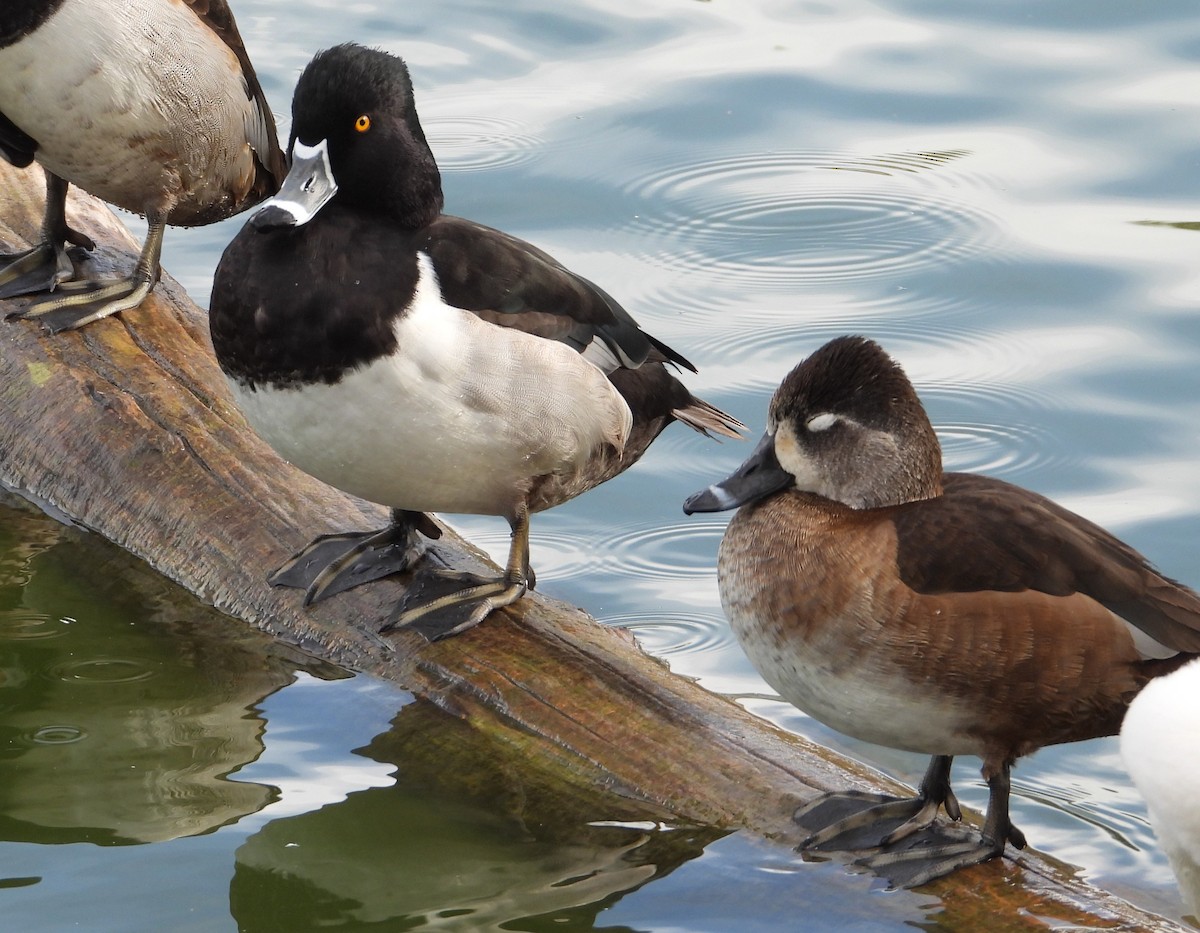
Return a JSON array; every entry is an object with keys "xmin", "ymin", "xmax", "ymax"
[
  {"xmin": 419, "ymin": 215, "xmax": 696, "ymax": 374},
  {"xmin": 889, "ymin": 472, "xmax": 1200, "ymax": 652},
  {"xmin": 183, "ymin": 0, "xmax": 287, "ymax": 189},
  {"xmin": 0, "ymin": 110, "xmax": 35, "ymax": 167}
]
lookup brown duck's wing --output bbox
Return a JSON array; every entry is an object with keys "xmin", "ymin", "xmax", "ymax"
[
  {"xmin": 183, "ymin": 0, "xmax": 287, "ymax": 189},
  {"xmin": 889, "ymin": 472, "xmax": 1200, "ymax": 653}
]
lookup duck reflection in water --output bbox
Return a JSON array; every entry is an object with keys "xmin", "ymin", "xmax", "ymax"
[{"xmin": 685, "ymin": 336, "xmax": 1200, "ymax": 887}]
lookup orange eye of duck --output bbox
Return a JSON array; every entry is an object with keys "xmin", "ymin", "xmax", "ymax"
[{"xmin": 354, "ymin": 114, "xmax": 371, "ymax": 133}]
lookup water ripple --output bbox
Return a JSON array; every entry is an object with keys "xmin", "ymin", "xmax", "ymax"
[
  {"xmin": 592, "ymin": 521, "xmax": 725, "ymax": 582},
  {"xmin": 601, "ymin": 609, "xmax": 735, "ymax": 660},
  {"xmin": 624, "ymin": 150, "xmax": 1008, "ymax": 290},
  {"xmin": 676, "ymin": 308, "xmax": 985, "ymax": 373},
  {"xmin": 0, "ymin": 609, "xmax": 67, "ymax": 641},
  {"xmin": 935, "ymin": 420, "xmax": 1065, "ymax": 476},
  {"xmin": 48, "ymin": 657, "xmax": 158, "ymax": 686},
  {"xmin": 27, "ymin": 724, "xmax": 88, "ymax": 746},
  {"xmin": 426, "ymin": 113, "xmax": 545, "ymax": 172}
]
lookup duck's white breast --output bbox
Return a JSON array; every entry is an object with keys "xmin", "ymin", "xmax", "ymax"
[{"xmin": 228, "ymin": 254, "xmax": 632, "ymax": 518}]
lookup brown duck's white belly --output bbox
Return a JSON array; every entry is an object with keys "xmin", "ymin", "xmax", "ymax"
[
  {"xmin": 0, "ymin": 0, "xmax": 262, "ymax": 224},
  {"xmin": 724, "ymin": 598, "xmax": 987, "ymax": 757},
  {"xmin": 227, "ymin": 276, "xmax": 633, "ymax": 519}
]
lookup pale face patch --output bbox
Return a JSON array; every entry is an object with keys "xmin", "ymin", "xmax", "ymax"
[{"xmin": 773, "ymin": 421, "xmax": 829, "ymax": 498}]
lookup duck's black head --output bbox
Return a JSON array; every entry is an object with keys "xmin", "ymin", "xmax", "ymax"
[
  {"xmin": 684, "ymin": 336, "xmax": 944, "ymax": 514},
  {"xmin": 254, "ymin": 43, "xmax": 443, "ymax": 232}
]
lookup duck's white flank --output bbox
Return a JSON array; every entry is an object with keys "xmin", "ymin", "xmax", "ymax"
[{"xmin": 227, "ymin": 254, "xmax": 632, "ymax": 518}]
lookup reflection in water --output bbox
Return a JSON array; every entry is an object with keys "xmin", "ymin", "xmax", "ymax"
[
  {"xmin": 0, "ymin": 498, "xmax": 335, "ymax": 846},
  {"xmin": 233, "ymin": 790, "xmax": 666, "ymax": 930},
  {"xmin": 230, "ymin": 701, "xmax": 719, "ymax": 932}
]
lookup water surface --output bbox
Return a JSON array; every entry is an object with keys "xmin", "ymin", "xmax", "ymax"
[{"xmin": 4, "ymin": 0, "xmax": 1200, "ymax": 928}]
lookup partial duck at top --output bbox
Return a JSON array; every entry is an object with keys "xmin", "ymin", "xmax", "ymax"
[
  {"xmin": 210, "ymin": 43, "xmax": 744, "ymax": 640},
  {"xmin": 685, "ymin": 335, "xmax": 1200, "ymax": 887},
  {"xmin": 0, "ymin": 0, "xmax": 285, "ymax": 332}
]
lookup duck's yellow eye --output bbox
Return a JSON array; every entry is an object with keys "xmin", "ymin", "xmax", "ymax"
[{"xmin": 354, "ymin": 114, "xmax": 371, "ymax": 133}]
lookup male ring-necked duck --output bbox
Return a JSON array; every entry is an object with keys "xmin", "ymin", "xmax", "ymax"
[
  {"xmin": 0, "ymin": 0, "xmax": 285, "ymax": 332},
  {"xmin": 684, "ymin": 335, "xmax": 1200, "ymax": 887},
  {"xmin": 209, "ymin": 43, "xmax": 744, "ymax": 641},
  {"xmin": 1121, "ymin": 657, "xmax": 1200, "ymax": 915}
]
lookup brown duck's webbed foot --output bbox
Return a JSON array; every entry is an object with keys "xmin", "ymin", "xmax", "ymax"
[
  {"xmin": 270, "ymin": 509, "xmax": 439, "ymax": 605},
  {"xmin": 0, "ymin": 239, "xmax": 76, "ymax": 298},
  {"xmin": 801, "ymin": 757, "xmax": 1026, "ymax": 890},
  {"xmin": 858, "ymin": 761, "xmax": 1025, "ymax": 888},
  {"xmin": 382, "ymin": 567, "xmax": 527, "ymax": 641},
  {"xmin": 796, "ymin": 755, "xmax": 961, "ymax": 852},
  {"xmin": 381, "ymin": 505, "xmax": 533, "ymax": 641},
  {"xmin": 852, "ymin": 822, "xmax": 1010, "ymax": 889}
]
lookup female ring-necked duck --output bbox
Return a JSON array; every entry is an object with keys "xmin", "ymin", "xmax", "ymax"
[
  {"xmin": 209, "ymin": 43, "xmax": 744, "ymax": 641},
  {"xmin": 0, "ymin": 0, "xmax": 285, "ymax": 332},
  {"xmin": 685, "ymin": 335, "xmax": 1200, "ymax": 887},
  {"xmin": 1121, "ymin": 657, "xmax": 1200, "ymax": 915}
]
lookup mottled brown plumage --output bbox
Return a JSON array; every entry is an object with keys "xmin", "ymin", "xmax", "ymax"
[
  {"xmin": 0, "ymin": 0, "xmax": 285, "ymax": 330},
  {"xmin": 685, "ymin": 335, "xmax": 1200, "ymax": 887}
]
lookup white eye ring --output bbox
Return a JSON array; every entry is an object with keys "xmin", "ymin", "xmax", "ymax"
[{"xmin": 806, "ymin": 412, "xmax": 839, "ymax": 432}]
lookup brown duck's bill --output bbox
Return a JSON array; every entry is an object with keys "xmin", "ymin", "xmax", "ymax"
[{"xmin": 683, "ymin": 431, "xmax": 792, "ymax": 514}]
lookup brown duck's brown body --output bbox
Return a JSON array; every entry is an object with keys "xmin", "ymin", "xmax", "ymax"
[
  {"xmin": 719, "ymin": 471, "xmax": 1200, "ymax": 780},
  {"xmin": 687, "ymin": 335, "xmax": 1200, "ymax": 883}
]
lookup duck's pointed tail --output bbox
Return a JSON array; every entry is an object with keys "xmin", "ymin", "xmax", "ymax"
[{"xmin": 672, "ymin": 396, "xmax": 745, "ymax": 440}]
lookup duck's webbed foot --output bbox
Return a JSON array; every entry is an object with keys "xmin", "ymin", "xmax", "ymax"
[
  {"xmin": 270, "ymin": 509, "xmax": 438, "ymax": 605},
  {"xmin": 0, "ymin": 239, "xmax": 78, "ymax": 299},
  {"xmin": 0, "ymin": 172, "xmax": 95, "ymax": 303},
  {"xmin": 852, "ymin": 820, "xmax": 1016, "ymax": 889},
  {"xmin": 796, "ymin": 755, "xmax": 961, "ymax": 852},
  {"xmin": 7, "ymin": 214, "xmax": 164, "ymax": 333},
  {"xmin": 382, "ymin": 567, "xmax": 527, "ymax": 641},
  {"xmin": 797, "ymin": 756, "xmax": 1025, "ymax": 888},
  {"xmin": 382, "ymin": 505, "xmax": 533, "ymax": 641},
  {"xmin": 855, "ymin": 761, "xmax": 1025, "ymax": 888},
  {"xmin": 12, "ymin": 272, "xmax": 155, "ymax": 333}
]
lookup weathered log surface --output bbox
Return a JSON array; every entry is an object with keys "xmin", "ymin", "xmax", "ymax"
[{"xmin": 0, "ymin": 161, "xmax": 1183, "ymax": 930}]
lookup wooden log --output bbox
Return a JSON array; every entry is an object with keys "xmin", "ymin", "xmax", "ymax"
[{"xmin": 0, "ymin": 160, "xmax": 1182, "ymax": 930}]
